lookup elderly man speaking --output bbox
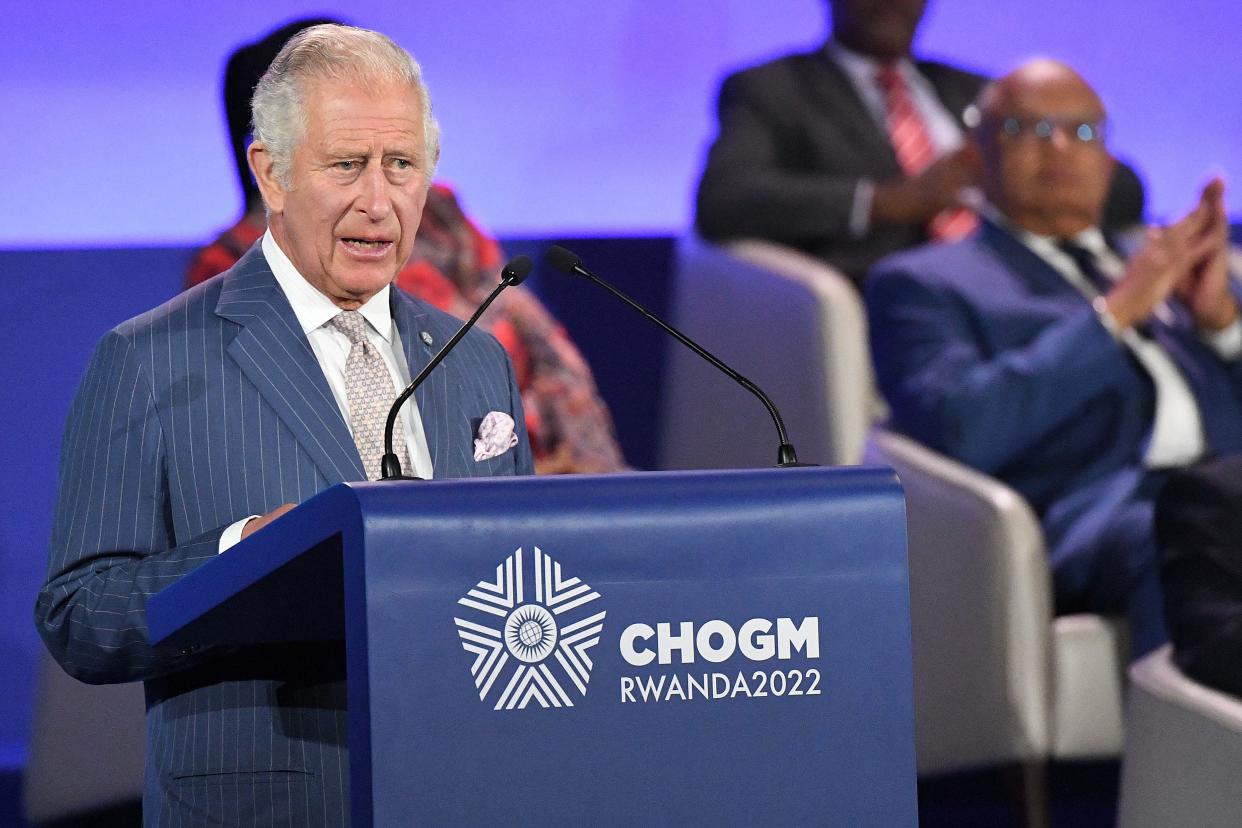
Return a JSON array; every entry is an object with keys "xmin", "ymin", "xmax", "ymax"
[
  {"xmin": 867, "ymin": 59, "xmax": 1242, "ymax": 659},
  {"xmin": 36, "ymin": 25, "xmax": 531, "ymax": 824}
]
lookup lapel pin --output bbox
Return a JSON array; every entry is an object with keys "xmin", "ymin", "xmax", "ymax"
[{"xmin": 420, "ymin": 331, "xmax": 434, "ymax": 347}]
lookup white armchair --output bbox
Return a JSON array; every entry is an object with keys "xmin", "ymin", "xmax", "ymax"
[
  {"xmin": 866, "ymin": 430, "xmax": 1125, "ymax": 768},
  {"xmin": 658, "ymin": 235, "xmax": 1127, "ymax": 824},
  {"xmin": 1117, "ymin": 646, "xmax": 1242, "ymax": 828},
  {"xmin": 659, "ymin": 236, "xmax": 874, "ymax": 469}
]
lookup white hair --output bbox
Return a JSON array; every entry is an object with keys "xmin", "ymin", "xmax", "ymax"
[{"xmin": 251, "ymin": 24, "xmax": 440, "ymax": 189}]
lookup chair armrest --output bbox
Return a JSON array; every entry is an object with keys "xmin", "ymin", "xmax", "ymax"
[
  {"xmin": 866, "ymin": 427, "xmax": 1054, "ymax": 772},
  {"xmin": 725, "ymin": 239, "xmax": 878, "ymax": 465},
  {"xmin": 658, "ymin": 236, "xmax": 871, "ymax": 469},
  {"xmin": 1129, "ymin": 645, "xmax": 1242, "ymax": 730},
  {"xmin": 1049, "ymin": 614, "xmax": 1124, "ymax": 757},
  {"xmin": 1118, "ymin": 646, "xmax": 1242, "ymax": 828}
]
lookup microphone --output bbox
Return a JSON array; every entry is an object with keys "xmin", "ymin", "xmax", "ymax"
[
  {"xmin": 379, "ymin": 254, "xmax": 533, "ymax": 480},
  {"xmin": 543, "ymin": 245, "xmax": 810, "ymax": 468}
]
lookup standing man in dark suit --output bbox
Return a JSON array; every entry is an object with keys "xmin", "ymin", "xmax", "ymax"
[
  {"xmin": 35, "ymin": 24, "xmax": 531, "ymax": 825},
  {"xmin": 866, "ymin": 59, "xmax": 1242, "ymax": 657},
  {"xmin": 695, "ymin": 0, "xmax": 1144, "ymax": 286}
]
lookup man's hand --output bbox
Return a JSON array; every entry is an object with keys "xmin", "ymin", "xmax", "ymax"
[
  {"xmin": 1175, "ymin": 178, "xmax": 1237, "ymax": 331},
  {"xmin": 872, "ymin": 146, "xmax": 983, "ymax": 225},
  {"xmin": 1106, "ymin": 178, "xmax": 1231, "ymax": 330},
  {"xmin": 241, "ymin": 503, "xmax": 297, "ymax": 540}
]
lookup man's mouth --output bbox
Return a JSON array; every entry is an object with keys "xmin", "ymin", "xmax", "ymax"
[
  {"xmin": 339, "ymin": 238, "xmax": 394, "ymax": 259},
  {"xmin": 341, "ymin": 238, "xmax": 391, "ymax": 249},
  {"xmin": 1037, "ymin": 168, "xmax": 1080, "ymax": 186}
]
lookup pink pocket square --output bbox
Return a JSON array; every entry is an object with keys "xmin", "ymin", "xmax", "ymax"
[{"xmin": 474, "ymin": 411, "xmax": 519, "ymax": 461}]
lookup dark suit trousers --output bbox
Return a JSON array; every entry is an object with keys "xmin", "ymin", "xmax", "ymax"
[{"xmin": 1053, "ymin": 472, "xmax": 1171, "ymax": 657}]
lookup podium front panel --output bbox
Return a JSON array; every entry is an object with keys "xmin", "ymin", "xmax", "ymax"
[{"xmin": 348, "ymin": 467, "xmax": 915, "ymax": 826}]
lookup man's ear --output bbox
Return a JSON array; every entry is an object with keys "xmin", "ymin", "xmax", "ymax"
[{"xmin": 248, "ymin": 141, "xmax": 286, "ymax": 214}]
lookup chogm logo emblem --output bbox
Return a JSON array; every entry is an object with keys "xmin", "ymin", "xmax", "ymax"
[{"xmin": 454, "ymin": 547, "xmax": 605, "ymax": 710}]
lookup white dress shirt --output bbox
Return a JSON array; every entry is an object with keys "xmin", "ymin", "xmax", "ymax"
[
  {"xmin": 1001, "ymin": 217, "xmax": 1242, "ymax": 468},
  {"xmin": 828, "ymin": 42, "xmax": 968, "ymax": 237},
  {"xmin": 219, "ymin": 232, "xmax": 434, "ymax": 552}
]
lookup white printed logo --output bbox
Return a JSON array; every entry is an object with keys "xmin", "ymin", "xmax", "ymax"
[{"xmin": 454, "ymin": 547, "xmax": 606, "ymax": 710}]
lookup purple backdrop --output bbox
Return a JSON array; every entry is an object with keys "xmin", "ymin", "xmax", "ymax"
[{"xmin": 2, "ymin": 0, "xmax": 1239, "ymax": 249}]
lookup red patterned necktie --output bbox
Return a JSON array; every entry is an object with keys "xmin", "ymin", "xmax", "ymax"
[{"xmin": 876, "ymin": 65, "xmax": 977, "ymax": 241}]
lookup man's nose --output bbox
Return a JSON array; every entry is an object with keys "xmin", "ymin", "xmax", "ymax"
[
  {"xmin": 356, "ymin": 163, "xmax": 392, "ymax": 219},
  {"xmin": 1048, "ymin": 127, "xmax": 1072, "ymax": 150}
]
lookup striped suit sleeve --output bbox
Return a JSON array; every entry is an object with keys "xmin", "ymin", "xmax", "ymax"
[{"xmin": 35, "ymin": 330, "xmax": 224, "ymax": 684}]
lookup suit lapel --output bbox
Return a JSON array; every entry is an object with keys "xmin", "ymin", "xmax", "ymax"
[
  {"xmin": 918, "ymin": 60, "xmax": 980, "ymax": 127},
  {"xmin": 804, "ymin": 48, "xmax": 901, "ymax": 177},
  {"xmin": 978, "ymin": 220, "xmax": 1081, "ymax": 297},
  {"xmin": 215, "ymin": 245, "xmax": 366, "ymax": 483},
  {"xmin": 392, "ymin": 289, "xmax": 461, "ymax": 478}
]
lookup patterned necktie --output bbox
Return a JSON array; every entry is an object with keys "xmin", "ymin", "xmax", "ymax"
[
  {"xmin": 876, "ymin": 65, "xmax": 978, "ymax": 241},
  {"xmin": 1059, "ymin": 240, "xmax": 1156, "ymax": 338},
  {"xmin": 329, "ymin": 310, "xmax": 410, "ymax": 480},
  {"xmin": 1057, "ymin": 240, "xmax": 1113, "ymax": 295}
]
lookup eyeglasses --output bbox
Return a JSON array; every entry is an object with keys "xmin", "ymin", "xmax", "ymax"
[{"xmin": 998, "ymin": 116, "xmax": 1107, "ymax": 144}]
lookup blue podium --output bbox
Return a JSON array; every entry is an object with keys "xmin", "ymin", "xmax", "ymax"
[{"xmin": 148, "ymin": 467, "xmax": 917, "ymax": 826}]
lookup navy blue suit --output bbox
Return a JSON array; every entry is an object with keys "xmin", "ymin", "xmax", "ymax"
[
  {"xmin": 36, "ymin": 243, "xmax": 532, "ymax": 825},
  {"xmin": 866, "ymin": 222, "xmax": 1242, "ymax": 653}
]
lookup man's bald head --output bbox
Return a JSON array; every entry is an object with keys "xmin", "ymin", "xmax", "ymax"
[
  {"xmin": 971, "ymin": 59, "xmax": 1114, "ymax": 237},
  {"xmin": 977, "ymin": 60, "xmax": 1104, "ymax": 125}
]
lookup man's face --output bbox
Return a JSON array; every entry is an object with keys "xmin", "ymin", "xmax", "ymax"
[
  {"xmin": 255, "ymin": 77, "xmax": 430, "ymax": 309},
  {"xmin": 829, "ymin": 0, "xmax": 927, "ymax": 61},
  {"xmin": 979, "ymin": 70, "xmax": 1114, "ymax": 237}
]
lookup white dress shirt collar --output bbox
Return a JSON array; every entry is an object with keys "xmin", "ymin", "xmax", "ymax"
[
  {"xmin": 261, "ymin": 230, "xmax": 395, "ymax": 341},
  {"xmin": 826, "ymin": 41, "xmax": 957, "ymax": 147},
  {"xmin": 827, "ymin": 41, "xmax": 917, "ymax": 88},
  {"xmin": 980, "ymin": 205, "xmax": 1119, "ymax": 293},
  {"xmin": 993, "ymin": 211, "xmax": 1111, "ymax": 263}
]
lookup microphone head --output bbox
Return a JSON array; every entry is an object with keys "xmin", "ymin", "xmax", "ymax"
[
  {"xmin": 501, "ymin": 255, "xmax": 533, "ymax": 286},
  {"xmin": 544, "ymin": 245, "xmax": 583, "ymax": 276}
]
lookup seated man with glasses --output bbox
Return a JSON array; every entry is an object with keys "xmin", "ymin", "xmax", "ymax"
[
  {"xmin": 866, "ymin": 59, "xmax": 1242, "ymax": 657},
  {"xmin": 694, "ymin": 0, "xmax": 1146, "ymax": 288}
]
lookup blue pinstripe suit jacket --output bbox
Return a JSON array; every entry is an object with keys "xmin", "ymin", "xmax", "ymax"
[{"xmin": 36, "ymin": 244, "xmax": 533, "ymax": 826}]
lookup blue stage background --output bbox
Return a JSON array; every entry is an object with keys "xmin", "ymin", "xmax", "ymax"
[{"xmin": 2, "ymin": 0, "xmax": 1241, "ymax": 773}]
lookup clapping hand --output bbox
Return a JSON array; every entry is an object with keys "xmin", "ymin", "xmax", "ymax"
[
  {"xmin": 1174, "ymin": 178, "xmax": 1237, "ymax": 331},
  {"xmin": 1106, "ymin": 177, "xmax": 1236, "ymax": 331}
]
